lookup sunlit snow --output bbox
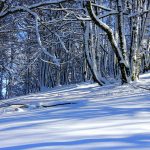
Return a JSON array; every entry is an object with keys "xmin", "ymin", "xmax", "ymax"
[{"xmin": 0, "ymin": 73, "xmax": 150, "ymax": 150}]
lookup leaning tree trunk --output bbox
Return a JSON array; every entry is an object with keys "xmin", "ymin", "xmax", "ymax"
[{"xmin": 83, "ymin": 21, "xmax": 105, "ymax": 86}]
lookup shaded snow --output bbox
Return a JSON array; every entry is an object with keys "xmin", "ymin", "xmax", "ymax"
[{"xmin": 0, "ymin": 73, "xmax": 150, "ymax": 150}]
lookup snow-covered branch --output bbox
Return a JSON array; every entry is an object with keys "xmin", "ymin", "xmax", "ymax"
[
  {"xmin": 92, "ymin": 3, "xmax": 113, "ymax": 11},
  {"xmin": 54, "ymin": 33, "xmax": 69, "ymax": 53},
  {"xmin": 0, "ymin": 0, "xmax": 74, "ymax": 18},
  {"xmin": 86, "ymin": 1, "xmax": 122, "ymax": 60},
  {"xmin": 5, "ymin": 6, "xmax": 60, "ymax": 66},
  {"xmin": 97, "ymin": 10, "xmax": 118, "ymax": 19},
  {"xmin": 28, "ymin": 0, "xmax": 72, "ymax": 9}
]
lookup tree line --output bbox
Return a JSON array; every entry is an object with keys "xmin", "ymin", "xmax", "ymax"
[{"xmin": 0, "ymin": 0, "xmax": 149, "ymax": 99}]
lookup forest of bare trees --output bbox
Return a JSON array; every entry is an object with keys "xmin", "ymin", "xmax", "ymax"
[{"xmin": 0, "ymin": 0, "xmax": 149, "ymax": 99}]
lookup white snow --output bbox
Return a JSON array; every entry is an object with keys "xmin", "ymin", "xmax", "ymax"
[{"xmin": 0, "ymin": 73, "xmax": 150, "ymax": 150}]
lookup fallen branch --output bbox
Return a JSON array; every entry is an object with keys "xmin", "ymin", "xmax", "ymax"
[{"xmin": 42, "ymin": 102, "xmax": 76, "ymax": 107}]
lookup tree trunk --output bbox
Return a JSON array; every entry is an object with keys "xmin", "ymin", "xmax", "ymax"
[{"xmin": 86, "ymin": 1, "xmax": 130, "ymax": 84}]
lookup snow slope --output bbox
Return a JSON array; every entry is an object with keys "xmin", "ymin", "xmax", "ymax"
[{"xmin": 0, "ymin": 73, "xmax": 150, "ymax": 150}]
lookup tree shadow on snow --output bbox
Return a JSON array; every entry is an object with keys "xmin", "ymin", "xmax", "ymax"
[{"xmin": 1, "ymin": 134, "xmax": 150, "ymax": 150}]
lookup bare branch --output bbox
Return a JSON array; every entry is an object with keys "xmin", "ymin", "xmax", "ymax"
[
  {"xmin": 0, "ymin": 0, "xmax": 75, "ymax": 18},
  {"xmin": 97, "ymin": 11, "xmax": 118, "ymax": 19},
  {"xmin": 92, "ymin": 3, "xmax": 113, "ymax": 11}
]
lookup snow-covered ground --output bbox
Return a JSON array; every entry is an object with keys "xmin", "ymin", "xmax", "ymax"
[{"xmin": 0, "ymin": 73, "xmax": 150, "ymax": 150}]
